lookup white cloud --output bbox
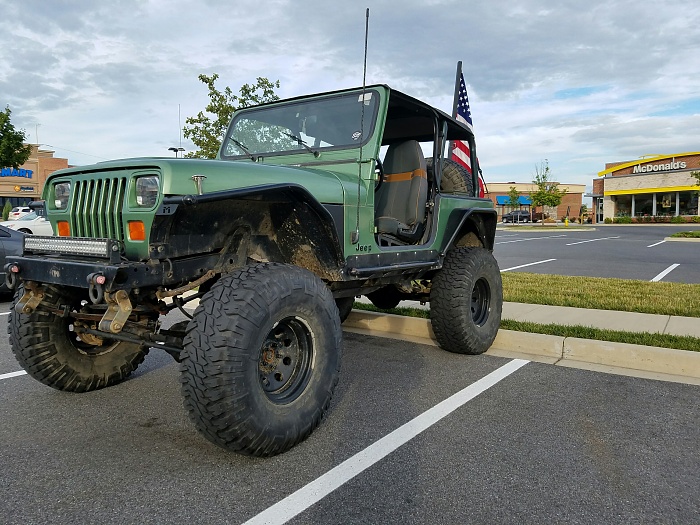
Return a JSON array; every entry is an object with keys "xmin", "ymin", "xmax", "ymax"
[{"xmin": 1, "ymin": 0, "xmax": 698, "ymax": 188}]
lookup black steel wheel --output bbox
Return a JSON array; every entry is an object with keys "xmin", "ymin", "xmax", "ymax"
[
  {"xmin": 8, "ymin": 284, "xmax": 148, "ymax": 392},
  {"xmin": 180, "ymin": 263, "xmax": 342, "ymax": 457},
  {"xmin": 430, "ymin": 247, "xmax": 502, "ymax": 354}
]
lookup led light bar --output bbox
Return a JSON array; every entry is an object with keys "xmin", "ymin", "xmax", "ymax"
[{"xmin": 23, "ymin": 236, "xmax": 118, "ymax": 259}]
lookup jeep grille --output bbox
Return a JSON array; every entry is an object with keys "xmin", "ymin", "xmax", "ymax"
[{"xmin": 71, "ymin": 177, "xmax": 127, "ymax": 240}]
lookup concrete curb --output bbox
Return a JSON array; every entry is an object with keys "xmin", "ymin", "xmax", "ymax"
[
  {"xmin": 344, "ymin": 310, "xmax": 700, "ymax": 383},
  {"xmin": 664, "ymin": 236, "xmax": 700, "ymax": 242}
]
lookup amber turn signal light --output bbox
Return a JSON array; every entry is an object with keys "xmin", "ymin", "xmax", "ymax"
[
  {"xmin": 57, "ymin": 221, "xmax": 70, "ymax": 236},
  {"xmin": 128, "ymin": 221, "xmax": 146, "ymax": 241}
]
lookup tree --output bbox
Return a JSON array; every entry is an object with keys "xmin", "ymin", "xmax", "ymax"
[
  {"xmin": 506, "ymin": 186, "xmax": 520, "ymax": 210},
  {"xmin": 691, "ymin": 170, "xmax": 700, "ymax": 187},
  {"xmin": 183, "ymin": 74, "xmax": 280, "ymax": 159},
  {"xmin": 579, "ymin": 203, "xmax": 588, "ymax": 223},
  {"xmin": 530, "ymin": 159, "xmax": 566, "ymax": 224},
  {"xmin": 0, "ymin": 106, "xmax": 32, "ymax": 169}
]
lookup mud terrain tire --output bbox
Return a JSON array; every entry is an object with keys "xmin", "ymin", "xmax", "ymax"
[
  {"xmin": 8, "ymin": 284, "xmax": 148, "ymax": 392},
  {"xmin": 430, "ymin": 247, "xmax": 502, "ymax": 354},
  {"xmin": 180, "ymin": 263, "xmax": 342, "ymax": 457}
]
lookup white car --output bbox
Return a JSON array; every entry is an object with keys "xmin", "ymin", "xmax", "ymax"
[
  {"xmin": 0, "ymin": 212, "xmax": 54, "ymax": 236},
  {"xmin": 7, "ymin": 206, "xmax": 32, "ymax": 220}
]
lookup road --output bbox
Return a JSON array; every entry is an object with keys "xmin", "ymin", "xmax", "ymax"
[
  {"xmin": 493, "ymin": 224, "xmax": 700, "ymax": 283},
  {"xmin": 1, "ymin": 304, "xmax": 698, "ymax": 524}
]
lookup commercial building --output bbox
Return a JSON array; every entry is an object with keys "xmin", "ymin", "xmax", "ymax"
[
  {"xmin": 0, "ymin": 145, "xmax": 69, "ymax": 210},
  {"xmin": 590, "ymin": 152, "xmax": 699, "ymax": 223},
  {"xmin": 486, "ymin": 182, "xmax": 586, "ymax": 221}
]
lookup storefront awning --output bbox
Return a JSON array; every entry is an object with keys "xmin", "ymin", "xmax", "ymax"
[{"xmin": 496, "ymin": 196, "xmax": 532, "ymax": 205}]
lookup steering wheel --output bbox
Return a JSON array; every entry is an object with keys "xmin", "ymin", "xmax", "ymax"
[{"xmin": 374, "ymin": 158, "xmax": 384, "ymax": 192}]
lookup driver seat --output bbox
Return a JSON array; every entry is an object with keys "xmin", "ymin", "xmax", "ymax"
[{"xmin": 375, "ymin": 140, "xmax": 428, "ymax": 243}]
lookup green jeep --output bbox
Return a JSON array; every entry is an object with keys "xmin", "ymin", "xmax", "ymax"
[{"xmin": 5, "ymin": 85, "xmax": 501, "ymax": 456}]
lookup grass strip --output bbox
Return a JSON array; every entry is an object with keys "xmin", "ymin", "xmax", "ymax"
[
  {"xmin": 350, "ymin": 302, "xmax": 700, "ymax": 352},
  {"xmin": 670, "ymin": 231, "xmax": 700, "ymax": 238},
  {"xmin": 501, "ymin": 272, "xmax": 700, "ymax": 318},
  {"xmin": 500, "ymin": 319, "xmax": 700, "ymax": 352}
]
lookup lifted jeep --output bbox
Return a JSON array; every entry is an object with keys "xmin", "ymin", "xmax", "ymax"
[{"xmin": 5, "ymin": 85, "xmax": 501, "ymax": 457}]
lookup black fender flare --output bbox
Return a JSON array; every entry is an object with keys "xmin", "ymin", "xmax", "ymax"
[
  {"xmin": 152, "ymin": 183, "xmax": 345, "ymax": 278},
  {"xmin": 441, "ymin": 207, "xmax": 497, "ymax": 253}
]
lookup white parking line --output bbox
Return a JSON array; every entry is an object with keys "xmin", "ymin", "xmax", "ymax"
[
  {"xmin": 0, "ymin": 311, "xmax": 9, "ymax": 316},
  {"xmin": 647, "ymin": 240, "xmax": 667, "ymax": 248},
  {"xmin": 0, "ymin": 370, "xmax": 27, "ymax": 381},
  {"xmin": 495, "ymin": 234, "xmax": 567, "ymax": 245},
  {"xmin": 651, "ymin": 264, "xmax": 680, "ymax": 282},
  {"xmin": 500, "ymin": 259, "xmax": 556, "ymax": 272},
  {"xmin": 565, "ymin": 236, "xmax": 620, "ymax": 246},
  {"xmin": 242, "ymin": 359, "xmax": 529, "ymax": 525}
]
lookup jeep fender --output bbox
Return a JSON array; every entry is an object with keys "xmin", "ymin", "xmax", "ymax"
[
  {"xmin": 150, "ymin": 184, "xmax": 345, "ymax": 281},
  {"xmin": 442, "ymin": 208, "xmax": 497, "ymax": 253}
]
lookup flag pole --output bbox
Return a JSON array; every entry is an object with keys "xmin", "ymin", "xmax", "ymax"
[{"xmin": 451, "ymin": 61, "xmax": 462, "ymax": 119}]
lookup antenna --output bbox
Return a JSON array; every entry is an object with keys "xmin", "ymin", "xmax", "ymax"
[
  {"xmin": 178, "ymin": 104, "xmax": 182, "ymax": 149},
  {"xmin": 351, "ymin": 7, "xmax": 370, "ymax": 245}
]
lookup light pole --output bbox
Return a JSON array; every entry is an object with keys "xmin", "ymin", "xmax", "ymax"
[{"xmin": 168, "ymin": 147, "xmax": 185, "ymax": 158}]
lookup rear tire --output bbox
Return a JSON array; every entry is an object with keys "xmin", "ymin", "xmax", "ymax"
[
  {"xmin": 180, "ymin": 263, "xmax": 342, "ymax": 457},
  {"xmin": 8, "ymin": 284, "xmax": 148, "ymax": 392},
  {"xmin": 430, "ymin": 248, "xmax": 502, "ymax": 354}
]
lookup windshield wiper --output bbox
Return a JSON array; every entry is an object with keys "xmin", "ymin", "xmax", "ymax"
[
  {"xmin": 229, "ymin": 138, "xmax": 256, "ymax": 160},
  {"xmin": 282, "ymin": 132, "xmax": 319, "ymax": 158}
]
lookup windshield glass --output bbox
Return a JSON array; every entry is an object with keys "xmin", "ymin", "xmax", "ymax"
[
  {"xmin": 221, "ymin": 90, "xmax": 380, "ymax": 159},
  {"xmin": 18, "ymin": 212, "xmax": 37, "ymax": 221}
]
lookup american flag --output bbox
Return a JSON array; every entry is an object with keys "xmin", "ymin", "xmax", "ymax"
[
  {"xmin": 452, "ymin": 74, "xmax": 473, "ymax": 174},
  {"xmin": 451, "ymin": 72, "xmax": 486, "ymax": 196}
]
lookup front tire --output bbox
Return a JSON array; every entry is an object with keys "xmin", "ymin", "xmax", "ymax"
[
  {"xmin": 8, "ymin": 284, "xmax": 149, "ymax": 392},
  {"xmin": 430, "ymin": 248, "xmax": 502, "ymax": 354},
  {"xmin": 180, "ymin": 263, "xmax": 342, "ymax": 457}
]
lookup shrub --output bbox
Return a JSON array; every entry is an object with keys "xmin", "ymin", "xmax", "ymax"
[
  {"xmin": 613, "ymin": 216, "xmax": 632, "ymax": 224},
  {"xmin": 1, "ymin": 201, "xmax": 11, "ymax": 221},
  {"xmin": 604, "ymin": 217, "xmax": 613, "ymax": 224},
  {"xmin": 671, "ymin": 215, "xmax": 685, "ymax": 224},
  {"xmin": 692, "ymin": 216, "xmax": 700, "ymax": 223}
]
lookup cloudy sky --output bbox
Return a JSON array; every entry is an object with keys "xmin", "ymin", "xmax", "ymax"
[{"xmin": 2, "ymin": 0, "xmax": 699, "ymax": 196}]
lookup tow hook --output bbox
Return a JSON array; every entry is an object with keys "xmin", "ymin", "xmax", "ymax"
[
  {"xmin": 14, "ymin": 281, "xmax": 45, "ymax": 315},
  {"xmin": 99, "ymin": 290, "xmax": 133, "ymax": 333}
]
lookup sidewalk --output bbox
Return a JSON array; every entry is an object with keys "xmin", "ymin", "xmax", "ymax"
[{"xmin": 502, "ymin": 302, "xmax": 700, "ymax": 338}]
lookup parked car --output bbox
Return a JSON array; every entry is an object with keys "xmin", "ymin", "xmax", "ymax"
[
  {"xmin": 0, "ymin": 212, "xmax": 54, "ymax": 236},
  {"xmin": 502, "ymin": 210, "xmax": 532, "ymax": 223},
  {"xmin": 0, "ymin": 225, "xmax": 24, "ymax": 297},
  {"xmin": 7, "ymin": 206, "xmax": 32, "ymax": 221}
]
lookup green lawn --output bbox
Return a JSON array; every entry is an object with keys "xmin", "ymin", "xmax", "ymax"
[{"xmin": 502, "ymin": 272, "xmax": 700, "ymax": 318}]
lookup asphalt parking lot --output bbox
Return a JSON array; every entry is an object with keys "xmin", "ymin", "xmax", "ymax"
[
  {"xmin": 1, "ymin": 304, "xmax": 699, "ymax": 524},
  {"xmin": 494, "ymin": 224, "xmax": 700, "ymax": 282}
]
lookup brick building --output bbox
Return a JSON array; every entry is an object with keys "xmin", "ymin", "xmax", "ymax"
[
  {"xmin": 589, "ymin": 152, "xmax": 699, "ymax": 223},
  {"xmin": 485, "ymin": 182, "xmax": 586, "ymax": 221},
  {"xmin": 0, "ymin": 145, "xmax": 69, "ymax": 209}
]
